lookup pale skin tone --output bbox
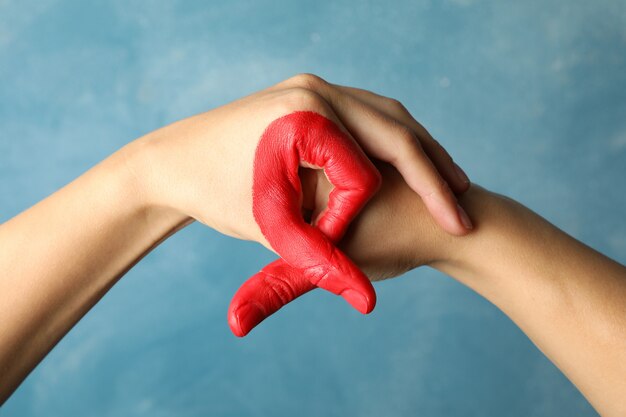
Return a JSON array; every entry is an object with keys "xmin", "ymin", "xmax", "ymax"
[{"xmin": 0, "ymin": 74, "xmax": 625, "ymax": 415}]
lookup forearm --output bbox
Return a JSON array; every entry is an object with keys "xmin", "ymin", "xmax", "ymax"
[
  {"xmin": 433, "ymin": 186, "xmax": 626, "ymax": 416},
  {"xmin": 295, "ymin": 164, "xmax": 625, "ymax": 415},
  {"xmin": 0, "ymin": 142, "xmax": 190, "ymax": 403}
]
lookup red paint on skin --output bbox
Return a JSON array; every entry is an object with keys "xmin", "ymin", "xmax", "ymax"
[{"xmin": 228, "ymin": 111, "xmax": 381, "ymax": 337}]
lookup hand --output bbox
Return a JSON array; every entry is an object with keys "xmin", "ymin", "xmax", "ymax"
[
  {"xmin": 129, "ymin": 74, "xmax": 470, "ymax": 330},
  {"xmin": 227, "ymin": 161, "xmax": 453, "ymax": 335}
]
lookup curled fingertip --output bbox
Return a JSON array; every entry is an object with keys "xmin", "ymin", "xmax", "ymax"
[
  {"xmin": 229, "ymin": 303, "xmax": 266, "ymax": 337},
  {"xmin": 453, "ymin": 162, "xmax": 470, "ymax": 185},
  {"xmin": 450, "ymin": 163, "xmax": 472, "ymax": 195},
  {"xmin": 341, "ymin": 288, "xmax": 376, "ymax": 314},
  {"xmin": 457, "ymin": 204, "xmax": 473, "ymax": 231}
]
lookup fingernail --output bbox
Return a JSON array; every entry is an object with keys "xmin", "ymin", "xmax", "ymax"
[
  {"xmin": 342, "ymin": 289, "xmax": 371, "ymax": 314},
  {"xmin": 454, "ymin": 163, "xmax": 470, "ymax": 184},
  {"xmin": 231, "ymin": 303, "xmax": 265, "ymax": 337},
  {"xmin": 457, "ymin": 204, "xmax": 473, "ymax": 230}
]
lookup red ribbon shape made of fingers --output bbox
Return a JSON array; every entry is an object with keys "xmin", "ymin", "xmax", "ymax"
[{"xmin": 228, "ymin": 111, "xmax": 381, "ymax": 336}]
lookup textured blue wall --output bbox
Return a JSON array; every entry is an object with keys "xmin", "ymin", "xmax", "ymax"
[{"xmin": 1, "ymin": 0, "xmax": 625, "ymax": 415}]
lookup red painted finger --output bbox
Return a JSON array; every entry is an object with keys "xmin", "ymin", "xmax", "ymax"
[
  {"xmin": 229, "ymin": 111, "xmax": 380, "ymax": 337},
  {"xmin": 250, "ymin": 111, "xmax": 380, "ymax": 312},
  {"xmin": 228, "ymin": 259, "xmax": 316, "ymax": 337}
]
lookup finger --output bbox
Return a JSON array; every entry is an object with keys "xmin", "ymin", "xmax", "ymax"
[
  {"xmin": 253, "ymin": 110, "xmax": 379, "ymax": 313},
  {"xmin": 307, "ymin": 129, "xmax": 382, "ymax": 243},
  {"xmin": 228, "ymin": 259, "xmax": 316, "ymax": 337},
  {"xmin": 419, "ymin": 137, "xmax": 469, "ymax": 194},
  {"xmin": 311, "ymin": 88, "xmax": 471, "ymax": 235},
  {"xmin": 329, "ymin": 84, "xmax": 470, "ymax": 194},
  {"xmin": 232, "ymin": 110, "xmax": 378, "ymax": 336},
  {"xmin": 269, "ymin": 75, "xmax": 469, "ymax": 197}
]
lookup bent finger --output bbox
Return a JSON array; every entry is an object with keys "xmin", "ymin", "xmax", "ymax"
[
  {"xmin": 330, "ymin": 84, "xmax": 470, "ymax": 194},
  {"xmin": 228, "ymin": 259, "xmax": 316, "ymax": 337},
  {"xmin": 253, "ymin": 110, "xmax": 378, "ymax": 313},
  {"xmin": 312, "ymin": 91, "xmax": 471, "ymax": 235}
]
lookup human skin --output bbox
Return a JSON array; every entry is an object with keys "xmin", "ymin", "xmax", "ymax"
[
  {"xmin": 2, "ymin": 159, "xmax": 625, "ymax": 416},
  {"xmin": 1, "ymin": 80, "xmax": 624, "ymax": 415},
  {"xmin": 0, "ymin": 74, "xmax": 471, "ymax": 404},
  {"xmin": 227, "ymin": 77, "xmax": 474, "ymax": 336},
  {"xmin": 305, "ymin": 163, "xmax": 625, "ymax": 417},
  {"xmin": 249, "ymin": 110, "xmax": 381, "ymax": 318},
  {"xmin": 134, "ymin": 73, "xmax": 472, "ymax": 317}
]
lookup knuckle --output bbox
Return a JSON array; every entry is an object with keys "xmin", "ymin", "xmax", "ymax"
[
  {"xmin": 385, "ymin": 97, "xmax": 409, "ymax": 114},
  {"xmin": 422, "ymin": 135, "xmax": 454, "ymax": 164},
  {"xmin": 359, "ymin": 166, "xmax": 382, "ymax": 193},
  {"xmin": 430, "ymin": 138, "xmax": 444, "ymax": 152},
  {"xmin": 428, "ymin": 137, "xmax": 445, "ymax": 152},
  {"xmin": 394, "ymin": 123, "xmax": 420, "ymax": 154},
  {"xmin": 303, "ymin": 264, "xmax": 331, "ymax": 287},
  {"xmin": 279, "ymin": 87, "xmax": 325, "ymax": 112},
  {"xmin": 431, "ymin": 138, "xmax": 454, "ymax": 163},
  {"xmin": 287, "ymin": 73, "xmax": 328, "ymax": 90},
  {"xmin": 264, "ymin": 274, "xmax": 296, "ymax": 305}
]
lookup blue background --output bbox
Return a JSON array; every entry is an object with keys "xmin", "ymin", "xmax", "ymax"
[{"xmin": 1, "ymin": 0, "xmax": 625, "ymax": 415}]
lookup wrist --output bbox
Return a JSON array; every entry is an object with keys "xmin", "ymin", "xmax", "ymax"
[
  {"xmin": 114, "ymin": 138, "xmax": 194, "ymax": 242},
  {"xmin": 426, "ymin": 185, "xmax": 496, "ymax": 271},
  {"xmin": 428, "ymin": 185, "xmax": 566, "ymax": 312},
  {"xmin": 427, "ymin": 184, "xmax": 511, "ymax": 292}
]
